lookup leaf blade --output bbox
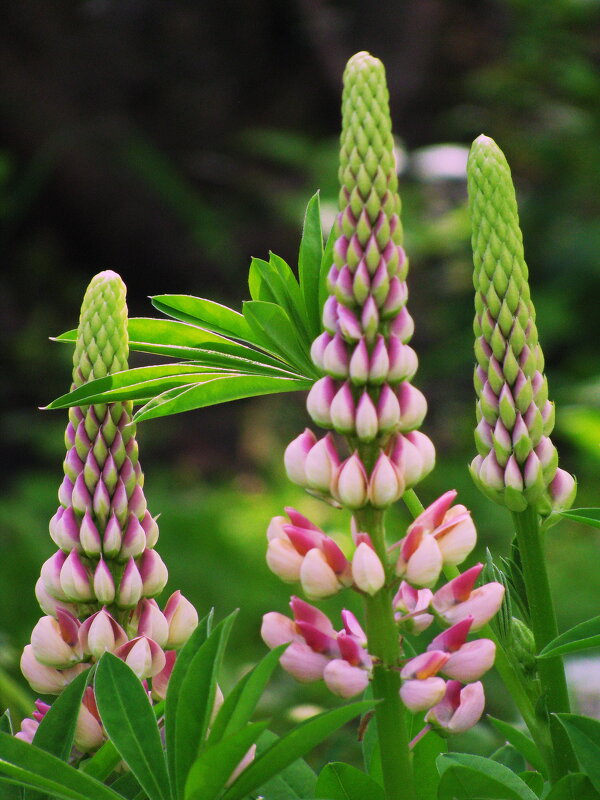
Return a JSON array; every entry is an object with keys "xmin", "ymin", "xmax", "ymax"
[{"xmin": 298, "ymin": 192, "xmax": 324, "ymax": 339}]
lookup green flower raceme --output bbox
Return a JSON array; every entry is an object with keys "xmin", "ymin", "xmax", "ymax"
[
  {"xmin": 18, "ymin": 271, "xmax": 198, "ymax": 752},
  {"xmin": 468, "ymin": 136, "xmax": 576, "ymax": 514}
]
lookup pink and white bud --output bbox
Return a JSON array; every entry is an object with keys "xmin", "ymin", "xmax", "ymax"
[
  {"xmin": 355, "ymin": 392, "xmax": 379, "ymax": 442},
  {"xmin": 79, "ymin": 510, "xmax": 102, "ymax": 557},
  {"xmin": 352, "ymin": 543, "xmax": 385, "ymax": 595},
  {"xmin": 377, "ymin": 385, "xmax": 401, "ymax": 433},
  {"xmin": 304, "ymin": 434, "xmax": 340, "ymax": 493},
  {"xmin": 30, "ymin": 614, "xmax": 82, "ymax": 667},
  {"xmin": 115, "ymin": 636, "xmax": 166, "ymax": 679},
  {"xmin": 382, "ymin": 277, "xmax": 407, "ymax": 317},
  {"xmin": 330, "ymin": 382, "xmax": 356, "ymax": 434},
  {"xmin": 322, "ymin": 296, "xmax": 339, "ymax": 334},
  {"xmin": 337, "ymin": 304, "xmax": 363, "ymax": 342},
  {"xmin": 21, "ymin": 645, "xmax": 87, "ymax": 694},
  {"xmin": 261, "ymin": 612, "xmax": 297, "ymax": 649},
  {"xmin": 479, "ymin": 451, "xmax": 505, "ymax": 491},
  {"xmin": 60, "ymin": 550, "xmax": 93, "ymax": 602},
  {"xmin": 93, "ymin": 559, "xmax": 116, "ymax": 605},
  {"xmin": 40, "ymin": 551, "xmax": 68, "ymax": 600},
  {"xmin": 53, "ymin": 506, "xmax": 80, "ymax": 552},
  {"xmin": 266, "ymin": 515, "xmax": 288, "ymax": 542},
  {"xmin": 397, "ymin": 383, "xmax": 427, "ymax": 431},
  {"xmin": 349, "ymin": 338, "xmax": 370, "ymax": 385},
  {"xmin": 390, "ymin": 307, "xmax": 415, "ymax": 343},
  {"xmin": 71, "ymin": 474, "xmax": 92, "ymax": 516},
  {"xmin": 139, "ymin": 549, "xmax": 168, "ymax": 597},
  {"xmin": 323, "ymin": 659, "xmax": 369, "ymax": 698},
  {"xmin": 323, "ymin": 334, "xmax": 349, "ymax": 379},
  {"xmin": 425, "ymin": 680, "xmax": 485, "ymax": 734},
  {"xmin": 368, "ymin": 336, "xmax": 390, "ymax": 384},
  {"xmin": 16, "ymin": 718, "xmax": 40, "ymax": 744},
  {"xmin": 290, "ymin": 595, "xmax": 337, "ymax": 637},
  {"xmin": 266, "ymin": 538, "xmax": 304, "ymax": 583},
  {"xmin": 137, "ymin": 599, "xmax": 169, "ymax": 647},
  {"xmin": 306, "ymin": 376, "xmax": 335, "ymax": 428},
  {"xmin": 310, "ymin": 332, "xmax": 332, "ymax": 371},
  {"xmin": 117, "ymin": 558, "xmax": 143, "ymax": 608},
  {"xmin": 34, "ymin": 579, "xmax": 77, "ymax": 617},
  {"xmin": 393, "ymin": 582, "xmax": 434, "ymax": 633},
  {"xmin": 400, "ymin": 677, "xmax": 447, "ymax": 712},
  {"xmin": 361, "ymin": 296, "xmax": 379, "ymax": 339},
  {"xmin": 396, "ymin": 531, "xmax": 443, "ymax": 588},
  {"xmin": 152, "ymin": 649, "xmax": 176, "ymax": 701},
  {"xmin": 102, "ymin": 513, "xmax": 123, "ymax": 558},
  {"xmin": 79, "ymin": 609, "xmax": 128, "ymax": 658},
  {"xmin": 284, "ymin": 429, "xmax": 317, "ymax": 487},
  {"xmin": 549, "ymin": 468, "xmax": 577, "ymax": 511},
  {"xmin": 162, "ymin": 591, "xmax": 198, "ymax": 649},
  {"xmin": 369, "ymin": 452, "xmax": 404, "ymax": 508},
  {"xmin": 119, "ymin": 514, "xmax": 147, "ymax": 560},
  {"xmin": 75, "ymin": 690, "xmax": 104, "ymax": 752},
  {"xmin": 433, "ymin": 569, "xmax": 504, "ymax": 631},
  {"xmin": 387, "ymin": 338, "xmax": 418, "ymax": 383},
  {"xmin": 434, "ymin": 506, "xmax": 477, "ymax": 567},
  {"xmin": 335, "ymin": 266, "xmax": 355, "ymax": 307},
  {"xmin": 334, "ymin": 453, "xmax": 369, "ymax": 509},
  {"xmin": 141, "ymin": 511, "xmax": 160, "ymax": 549},
  {"xmin": 300, "ymin": 549, "xmax": 340, "ymax": 599},
  {"xmin": 442, "ymin": 639, "xmax": 496, "ymax": 682},
  {"xmin": 406, "ymin": 431, "xmax": 435, "ymax": 479},
  {"xmin": 280, "ymin": 640, "xmax": 330, "ymax": 683},
  {"xmin": 352, "ymin": 261, "xmax": 371, "ymax": 305}
]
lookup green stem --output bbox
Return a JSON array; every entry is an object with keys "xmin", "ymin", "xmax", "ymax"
[
  {"xmin": 402, "ymin": 490, "xmax": 554, "ymax": 774},
  {"xmin": 512, "ymin": 507, "xmax": 577, "ymax": 780},
  {"xmin": 356, "ymin": 507, "xmax": 416, "ymax": 800}
]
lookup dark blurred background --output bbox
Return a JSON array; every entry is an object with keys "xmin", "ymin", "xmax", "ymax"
[{"xmin": 2, "ymin": 0, "xmax": 600, "ymax": 753}]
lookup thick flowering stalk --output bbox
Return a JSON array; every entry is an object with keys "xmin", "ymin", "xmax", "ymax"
[
  {"xmin": 468, "ymin": 135, "xmax": 576, "ymax": 515},
  {"xmin": 265, "ymin": 53, "xmax": 504, "ymax": 800},
  {"xmin": 18, "ymin": 272, "xmax": 198, "ymax": 753}
]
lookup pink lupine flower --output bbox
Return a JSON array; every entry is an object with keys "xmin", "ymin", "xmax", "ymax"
[
  {"xmin": 432, "ymin": 565, "xmax": 505, "ymax": 630},
  {"xmin": 284, "ymin": 429, "xmax": 317, "ymax": 487},
  {"xmin": 400, "ymin": 677, "xmax": 447, "ymax": 712},
  {"xmin": 427, "ymin": 618, "xmax": 496, "ymax": 682},
  {"xmin": 323, "ymin": 659, "xmax": 370, "ymax": 698},
  {"xmin": 351, "ymin": 542, "xmax": 386, "ymax": 595},
  {"xmin": 393, "ymin": 582, "xmax": 434, "ymax": 634},
  {"xmin": 30, "ymin": 610, "xmax": 82, "ymax": 668},
  {"xmin": 114, "ymin": 635, "xmax": 166, "ymax": 680},
  {"xmin": 425, "ymin": 680, "xmax": 485, "ymax": 734},
  {"xmin": 333, "ymin": 453, "xmax": 369, "ymax": 509},
  {"xmin": 395, "ymin": 527, "xmax": 443, "ymax": 588},
  {"xmin": 79, "ymin": 609, "xmax": 127, "ymax": 659}
]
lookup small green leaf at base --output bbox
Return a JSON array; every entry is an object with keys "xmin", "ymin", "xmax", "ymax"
[{"xmin": 556, "ymin": 714, "xmax": 600, "ymax": 792}]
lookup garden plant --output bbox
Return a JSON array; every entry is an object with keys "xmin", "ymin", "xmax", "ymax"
[{"xmin": 2, "ymin": 50, "xmax": 600, "ymax": 800}]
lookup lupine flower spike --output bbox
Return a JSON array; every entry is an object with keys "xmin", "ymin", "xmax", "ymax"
[
  {"xmin": 18, "ymin": 271, "xmax": 198, "ymax": 750},
  {"xmin": 263, "ymin": 52, "xmax": 504, "ymax": 760},
  {"xmin": 467, "ymin": 136, "xmax": 576, "ymax": 514}
]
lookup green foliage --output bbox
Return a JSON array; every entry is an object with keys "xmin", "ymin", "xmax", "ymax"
[
  {"xmin": 487, "ymin": 717, "xmax": 546, "ymax": 777},
  {"xmin": 539, "ymin": 616, "xmax": 600, "ymax": 659},
  {"xmin": 437, "ymin": 753, "xmax": 539, "ymax": 800},
  {"xmin": 556, "ymin": 715, "xmax": 600, "ymax": 792},
  {"xmin": 314, "ymin": 762, "xmax": 385, "ymax": 800}
]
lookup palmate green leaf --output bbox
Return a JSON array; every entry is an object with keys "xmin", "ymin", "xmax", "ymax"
[
  {"xmin": 298, "ymin": 192, "xmax": 324, "ymax": 339},
  {"xmin": 487, "ymin": 717, "xmax": 547, "ymax": 777},
  {"xmin": 556, "ymin": 714, "xmax": 600, "ymax": 792},
  {"xmin": 150, "ymin": 296, "xmax": 264, "ymax": 347},
  {"xmin": 94, "ymin": 653, "xmax": 169, "ymax": 800},
  {"xmin": 264, "ymin": 252, "xmax": 313, "ymax": 343},
  {"xmin": 437, "ymin": 753, "xmax": 538, "ymax": 800},
  {"xmin": 55, "ymin": 318, "xmax": 292, "ymax": 373},
  {"xmin": 133, "ymin": 374, "xmax": 312, "ymax": 423},
  {"xmin": 314, "ymin": 762, "xmax": 385, "ymax": 800},
  {"xmin": 0, "ymin": 733, "xmax": 125, "ymax": 800},
  {"xmin": 221, "ymin": 700, "xmax": 373, "ymax": 800},
  {"xmin": 164, "ymin": 613, "xmax": 212, "ymax": 797},
  {"xmin": 545, "ymin": 773, "xmax": 600, "ymax": 799},
  {"xmin": 242, "ymin": 302, "xmax": 317, "ymax": 377},
  {"xmin": 184, "ymin": 721, "xmax": 268, "ymax": 800},
  {"xmin": 172, "ymin": 613, "xmax": 236, "ymax": 800},
  {"xmin": 559, "ymin": 508, "xmax": 600, "ymax": 530},
  {"xmin": 207, "ymin": 645, "xmax": 287, "ymax": 746},
  {"xmin": 538, "ymin": 615, "xmax": 600, "ymax": 659}
]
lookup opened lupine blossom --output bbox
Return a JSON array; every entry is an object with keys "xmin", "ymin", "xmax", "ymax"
[
  {"xmin": 17, "ymin": 272, "xmax": 199, "ymax": 751},
  {"xmin": 468, "ymin": 135, "xmax": 576, "ymax": 514},
  {"xmin": 263, "ymin": 52, "xmax": 504, "ymax": 742}
]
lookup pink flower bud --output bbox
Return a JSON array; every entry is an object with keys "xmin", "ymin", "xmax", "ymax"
[
  {"xmin": 334, "ymin": 453, "xmax": 369, "ymax": 509},
  {"xmin": 40, "ymin": 551, "xmax": 68, "ymax": 600},
  {"xmin": 352, "ymin": 260, "xmax": 371, "ymax": 304},
  {"xmin": 323, "ymin": 334, "xmax": 349, "ymax": 379},
  {"xmin": 310, "ymin": 332, "xmax": 332, "ymax": 371},
  {"xmin": 79, "ymin": 510, "xmax": 101, "ymax": 556},
  {"xmin": 349, "ymin": 338, "xmax": 370, "ymax": 385},
  {"xmin": 75, "ymin": 690, "xmax": 104, "ymax": 753},
  {"xmin": 432, "ymin": 568, "xmax": 504, "ymax": 631},
  {"xmin": 341, "ymin": 609, "xmax": 367, "ymax": 643},
  {"xmin": 371, "ymin": 262, "xmax": 390, "ymax": 306},
  {"xmin": 280, "ymin": 641, "xmax": 330, "ymax": 682},
  {"xmin": 141, "ymin": 511, "xmax": 160, "ymax": 549},
  {"xmin": 72, "ymin": 474, "xmax": 92, "ymax": 516},
  {"xmin": 479, "ymin": 451, "xmax": 505, "ymax": 491},
  {"xmin": 60, "ymin": 551, "xmax": 93, "ymax": 602},
  {"xmin": 396, "ymin": 531, "xmax": 443, "ymax": 588},
  {"xmin": 137, "ymin": 599, "xmax": 169, "ymax": 647},
  {"xmin": 152, "ymin": 649, "xmax": 176, "ymax": 701},
  {"xmin": 21, "ymin": 645, "xmax": 87, "ymax": 694},
  {"xmin": 390, "ymin": 307, "xmax": 414, "ymax": 342},
  {"xmin": 102, "ymin": 513, "xmax": 123, "ymax": 558},
  {"xmin": 34, "ymin": 579, "xmax": 77, "ymax": 617},
  {"xmin": 119, "ymin": 514, "xmax": 147, "ymax": 560},
  {"xmin": 304, "ymin": 435, "xmax": 340, "ymax": 493},
  {"xmin": 266, "ymin": 538, "xmax": 304, "ymax": 582},
  {"xmin": 117, "ymin": 558, "xmax": 143, "ymax": 608},
  {"xmin": 266, "ymin": 515, "xmax": 288, "ymax": 542},
  {"xmin": 406, "ymin": 431, "xmax": 435, "ymax": 479},
  {"xmin": 163, "ymin": 591, "xmax": 199, "ymax": 649},
  {"xmin": 16, "ymin": 718, "xmax": 40, "ymax": 744},
  {"xmin": 382, "ymin": 277, "xmax": 407, "ymax": 317},
  {"xmin": 337, "ymin": 305, "xmax": 362, "ymax": 342},
  {"xmin": 115, "ymin": 636, "xmax": 166, "ymax": 679},
  {"xmin": 361, "ymin": 296, "xmax": 379, "ymax": 339},
  {"xmin": 139, "ymin": 549, "xmax": 169, "ymax": 597},
  {"xmin": 110, "ymin": 480, "xmax": 128, "ymax": 526},
  {"xmin": 400, "ymin": 677, "xmax": 447, "ymax": 712},
  {"xmin": 393, "ymin": 582, "xmax": 434, "ymax": 634},
  {"xmin": 322, "ymin": 296, "xmax": 338, "ymax": 334},
  {"xmin": 330, "ymin": 382, "xmax": 356, "ymax": 434},
  {"xmin": 323, "ymin": 659, "xmax": 369, "ymax": 698},
  {"xmin": 335, "ymin": 266, "xmax": 355, "ymax": 306},
  {"xmin": 93, "ymin": 559, "xmax": 116, "ymax": 605},
  {"xmin": 377, "ymin": 385, "xmax": 401, "ymax": 433},
  {"xmin": 355, "ymin": 392, "xmax": 379, "ymax": 442},
  {"xmin": 425, "ymin": 680, "xmax": 485, "ymax": 734},
  {"xmin": 261, "ymin": 612, "xmax": 296, "ymax": 649},
  {"xmin": 300, "ymin": 549, "xmax": 340, "ymax": 599},
  {"xmin": 352, "ymin": 543, "xmax": 385, "ymax": 595},
  {"xmin": 397, "ymin": 383, "xmax": 427, "ymax": 431},
  {"xmin": 504, "ymin": 455, "xmax": 524, "ymax": 491},
  {"xmin": 434, "ymin": 506, "xmax": 477, "ymax": 567},
  {"xmin": 369, "ymin": 452, "xmax": 404, "ymax": 508},
  {"xmin": 368, "ymin": 335, "xmax": 390, "ymax": 384},
  {"xmin": 549, "ymin": 468, "xmax": 577, "ymax": 511},
  {"xmin": 442, "ymin": 639, "xmax": 496, "ymax": 682},
  {"xmin": 388, "ymin": 338, "xmax": 418, "ymax": 383},
  {"xmin": 30, "ymin": 614, "xmax": 82, "ymax": 667},
  {"xmin": 290, "ymin": 595, "xmax": 337, "ymax": 636},
  {"xmin": 79, "ymin": 609, "xmax": 127, "ymax": 658},
  {"xmin": 284, "ymin": 429, "xmax": 317, "ymax": 487}
]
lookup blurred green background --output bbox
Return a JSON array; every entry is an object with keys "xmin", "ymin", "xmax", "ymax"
[{"xmin": 2, "ymin": 0, "xmax": 600, "ymax": 760}]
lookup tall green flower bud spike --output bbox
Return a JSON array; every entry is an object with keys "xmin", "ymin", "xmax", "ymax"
[{"xmin": 467, "ymin": 136, "xmax": 576, "ymax": 515}]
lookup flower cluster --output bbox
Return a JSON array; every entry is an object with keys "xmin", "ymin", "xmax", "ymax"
[
  {"xmin": 262, "ymin": 51, "xmax": 504, "ymax": 739},
  {"xmin": 17, "ymin": 272, "xmax": 198, "ymax": 752}
]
